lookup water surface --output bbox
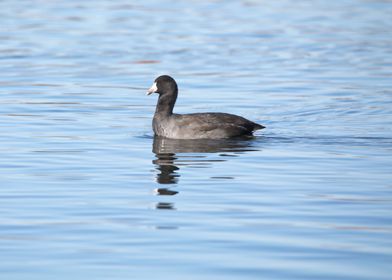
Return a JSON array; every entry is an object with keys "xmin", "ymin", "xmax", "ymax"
[{"xmin": 1, "ymin": 1, "xmax": 392, "ymax": 279}]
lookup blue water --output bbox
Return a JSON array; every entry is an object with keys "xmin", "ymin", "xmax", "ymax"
[{"xmin": 1, "ymin": 1, "xmax": 392, "ymax": 279}]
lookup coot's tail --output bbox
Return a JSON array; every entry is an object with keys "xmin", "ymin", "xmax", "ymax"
[{"xmin": 253, "ymin": 123, "xmax": 265, "ymax": 131}]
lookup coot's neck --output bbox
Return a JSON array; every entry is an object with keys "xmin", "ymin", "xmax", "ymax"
[{"xmin": 154, "ymin": 87, "xmax": 178, "ymax": 117}]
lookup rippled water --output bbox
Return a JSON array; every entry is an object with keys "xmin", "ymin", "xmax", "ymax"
[{"xmin": 1, "ymin": 1, "xmax": 392, "ymax": 279}]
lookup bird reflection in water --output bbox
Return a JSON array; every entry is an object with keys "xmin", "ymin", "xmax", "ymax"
[{"xmin": 152, "ymin": 135, "xmax": 258, "ymax": 209}]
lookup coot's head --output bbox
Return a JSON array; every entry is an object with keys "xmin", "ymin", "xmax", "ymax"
[{"xmin": 147, "ymin": 75, "xmax": 178, "ymax": 96}]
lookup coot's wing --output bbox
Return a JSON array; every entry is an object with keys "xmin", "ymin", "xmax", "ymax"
[
  {"xmin": 174, "ymin": 113, "xmax": 263, "ymax": 131},
  {"xmin": 197, "ymin": 123, "xmax": 252, "ymax": 137},
  {"xmin": 172, "ymin": 114, "xmax": 254, "ymax": 138}
]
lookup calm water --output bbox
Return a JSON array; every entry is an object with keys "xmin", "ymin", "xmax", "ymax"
[{"xmin": 1, "ymin": 1, "xmax": 392, "ymax": 279}]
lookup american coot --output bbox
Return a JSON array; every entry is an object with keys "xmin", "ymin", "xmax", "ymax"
[{"xmin": 147, "ymin": 75, "xmax": 265, "ymax": 139}]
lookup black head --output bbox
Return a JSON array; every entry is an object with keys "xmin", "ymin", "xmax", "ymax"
[{"xmin": 147, "ymin": 75, "xmax": 178, "ymax": 96}]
